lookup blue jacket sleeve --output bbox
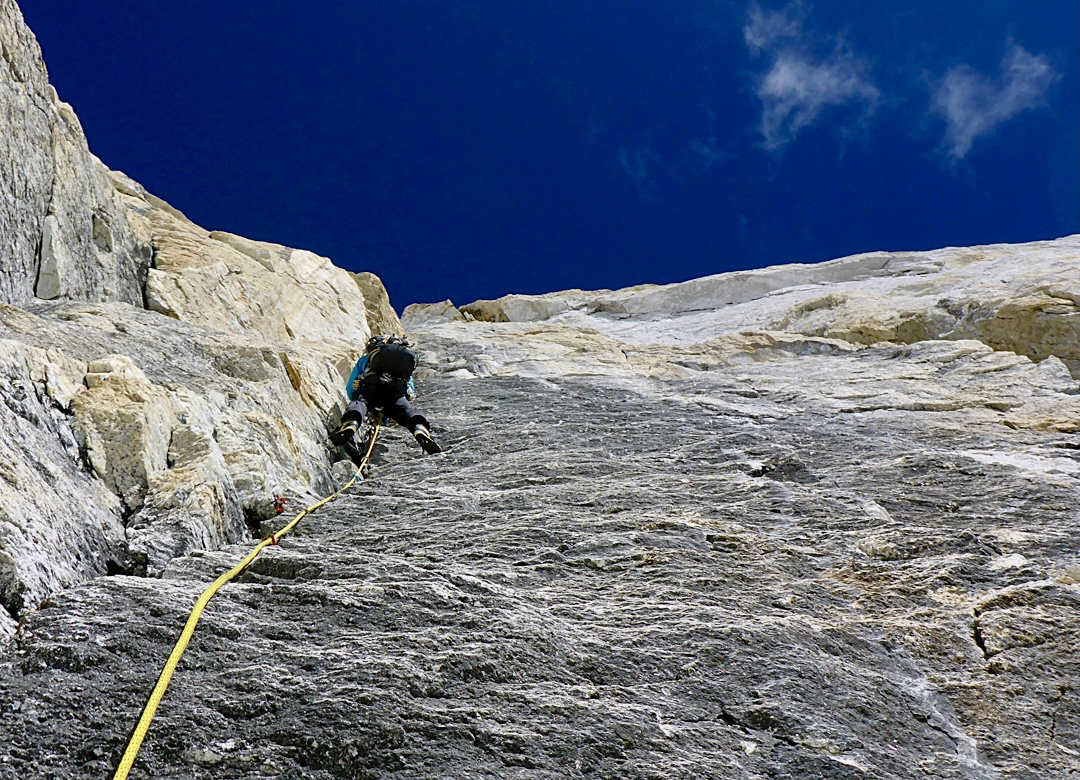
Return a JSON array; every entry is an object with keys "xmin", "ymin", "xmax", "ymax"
[{"xmin": 346, "ymin": 355, "xmax": 368, "ymax": 400}]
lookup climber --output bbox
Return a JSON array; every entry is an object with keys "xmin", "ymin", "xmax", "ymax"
[{"xmin": 330, "ymin": 334, "xmax": 442, "ymax": 455}]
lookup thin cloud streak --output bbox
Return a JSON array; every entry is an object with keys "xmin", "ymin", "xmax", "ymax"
[
  {"xmin": 757, "ymin": 51, "xmax": 879, "ymax": 150},
  {"xmin": 933, "ymin": 43, "xmax": 1060, "ymax": 159},
  {"xmin": 745, "ymin": 3, "xmax": 879, "ymax": 151},
  {"xmin": 744, "ymin": 1, "xmax": 805, "ymax": 53}
]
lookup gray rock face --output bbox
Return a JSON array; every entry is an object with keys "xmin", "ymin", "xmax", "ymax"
[
  {"xmin": 0, "ymin": 331, "xmax": 125, "ymax": 619},
  {"xmin": 1, "ymin": 336, "xmax": 1078, "ymax": 778},
  {"xmin": 0, "ymin": 0, "xmax": 150, "ymax": 306},
  {"xmin": 0, "ymin": 0, "xmax": 403, "ymax": 634},
  {"xmin": 1, "ymin": 2, "xmax": 1079, "ymax": 777},
  {"xmin": 0, "ymin": 301, "xmax": 336, "ymax": 613}
]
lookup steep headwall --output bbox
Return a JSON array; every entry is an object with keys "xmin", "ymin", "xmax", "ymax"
[
  {"xmin": 2, "ymin": 2, "xmax": 1078, "ymax": 777},
  {"xmin": 0, "ymin": 0, "xmax": 150, "ymax": 306},
  {"xmin": 0, "ymin": 0, "xmax": 403, "ymax": 630}
]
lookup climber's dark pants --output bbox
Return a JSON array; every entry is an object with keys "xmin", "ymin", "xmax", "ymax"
[{"xmin": 343, "ymin": 383, "xmax": 428, "ymax": 432}]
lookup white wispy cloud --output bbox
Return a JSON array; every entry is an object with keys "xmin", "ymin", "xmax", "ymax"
[
  {"xmin": 933, "ymin": 43, "xmax": 1060, "ymax": 159},
  {"xmin": 757, "ymin": 51, "xmax": 879, "ymax": 150},
  {"xmin": 744, "ymin": 2, "xmax": 804, "ymax": 53},
  {"xmin": 744, "ymin": 3, "xmax": 879, "ymax": 151}
]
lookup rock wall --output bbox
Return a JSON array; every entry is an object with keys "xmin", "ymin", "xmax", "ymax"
[
  {"xmin": 1, "ymin": 1, "xmax": 1078, "ymax": 777},
  {"xmin": 2, "ymin": 310, "xmax": 1078, "ymax": 778},
  {"xmin": 0, "ymin": 0, "xmax": 150, "ymax": 306},
  {"xmin": 354, "ymin": 270, "xmax": 408, "ymax": 338},
  {"xmin": 0, "ymin": 0, "xmax": 401, "ymax": 627},
  {"xmin": 0, "ymin": 335, "xmax": 124, "ymax": 621},
  {"xmin": 457, "ymin": 237, "xmax": 1080, "ymax": 378},
  {"xmin": 0, "ymin": 266, "xmax": 388, "ymax": 619}
]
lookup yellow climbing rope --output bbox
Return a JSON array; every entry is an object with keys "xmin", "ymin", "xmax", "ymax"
[{"xmin": 112, "ymin": 419, "xmax": 381, "ymax": 780}]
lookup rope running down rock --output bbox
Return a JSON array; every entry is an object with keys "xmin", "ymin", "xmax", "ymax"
[{"xmin": 112, "ymin": 418, "xmax": 383, "ymax": 780}]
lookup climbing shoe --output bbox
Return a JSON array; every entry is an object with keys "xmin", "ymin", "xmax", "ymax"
[
  {"xmin": 412, "ymin": 424, "xmax": 442, "ymax": 455},
  {"xmin": 330, "ymin": 418, "xmax": 360, "ymax": 446}
]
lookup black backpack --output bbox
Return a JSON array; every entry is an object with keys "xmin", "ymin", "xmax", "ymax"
[{"xmin": 366, "ymin": 337, "xmax": 416, "ymax": 381}]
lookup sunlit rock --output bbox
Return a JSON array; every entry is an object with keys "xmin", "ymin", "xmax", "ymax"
[
  {"xmin": 401, "ymin": 299, "xmax": 468, "ymax": 328},
  {"xmin": 0, "ymin": 0, "xmax": 395, "ymax": 622},
  {"xmin": 462, "ymin": 237, "xmax": 1080, "ymax": 377},
  {"xmin": 0, "ymin": 335, "xmax": 125, "ymax": 618},
  {"xmin": 0, "ymin": 1, "xmax": 150, "ymax": 306},
  {"xmin": 354, "ymin": 271, "xmax": 407, "ymax": 337},
  {"xmin": 1, "ymin": 0, "xmax": 1078, "ymax": 777},
  {"xmin": 143, "ymin": 206, "xmax": 371, "ymax": 347}
]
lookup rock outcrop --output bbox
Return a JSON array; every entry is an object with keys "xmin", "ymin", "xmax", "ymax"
[
  {"xmin": 4, "ymin": 308, "xmax": 1080, "ymax": 779},
  {"xmin": 457, "ymin": 238, "xmax": 1080, "ymax": 378},
  {"xmin": 0, "ymin": 0, "xmax": 151, "ymax": 306},
  {"xmin": 355, "ymin": 271, "xmax": 409, "ymax": 338},
  {"xmin": 0, "ymin": 1, "xmax": 398, "ymax": 629},
  {"xmin": 2, "ymin": 1, "xmax": 1079, "ymax": 778}
]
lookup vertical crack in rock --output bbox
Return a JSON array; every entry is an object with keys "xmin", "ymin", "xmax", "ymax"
[
  {"xmin": 972, "ymin": 608, "xmax": 992, "ymax": 662},
  {"xmin": 891, "ymin": 646, "xmax": 999, "ymax": 780}
]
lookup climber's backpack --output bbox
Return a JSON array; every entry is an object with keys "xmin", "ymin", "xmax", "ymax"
[{"xmin": 366, "ymin": 337, "xmax": 416, "ymax": 381}]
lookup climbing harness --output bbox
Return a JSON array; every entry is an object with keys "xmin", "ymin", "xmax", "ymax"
[{"xmin": 112, "ymin": 418, "xmax": 382, "ymax": 780}]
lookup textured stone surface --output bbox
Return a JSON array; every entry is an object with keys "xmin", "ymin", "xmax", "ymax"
[
  {"xmin": 2, "ymin": 3, "xmax": 1079, "ymax": 777},
  {"xmin": 0, "ymin": 0, "xmax": 150, "ymax": 306},
  {"xmin": 0, "ymin": 0, "xmax": 55, "ymax": 304},
  {"xmin": 0, "ymin": 333, "xmax": 125, "ymax": 619},
  {"xmin": 3, "ymin": 237, "xmax": 1078, "ymax": 779},
  {"xmin": 355, "ymin": 271, "xmax": 408, "ymax": 338},
  {"xmin": 1, "ymin": 329, "xmax": 1078, "ymax": 778},
  {"xmin": 73, "ymin": 355, "xmax": 175, "ymax": 513},
  {"xmin": 0, "ymin": 300, "xmax": 371, "ymax": 585},
  {"xmin": 461, "ymin": 237, "xmax": 1080, "ymax": 377},
  {"xmin": 402, "ymin": 299, "xmax": 469, "ymax": 328},
  {"xmin": 0, "ymin": 188, "xmax": 386, "ymax": 602},
  {"xmin": 144, "ymin": 209, "xmax": 371, "ymax": 347}
]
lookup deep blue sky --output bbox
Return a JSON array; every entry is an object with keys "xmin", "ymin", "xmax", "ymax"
[{"xmin": 20, "ymin": 1, "xmax": 1079, "ymax": 310}]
